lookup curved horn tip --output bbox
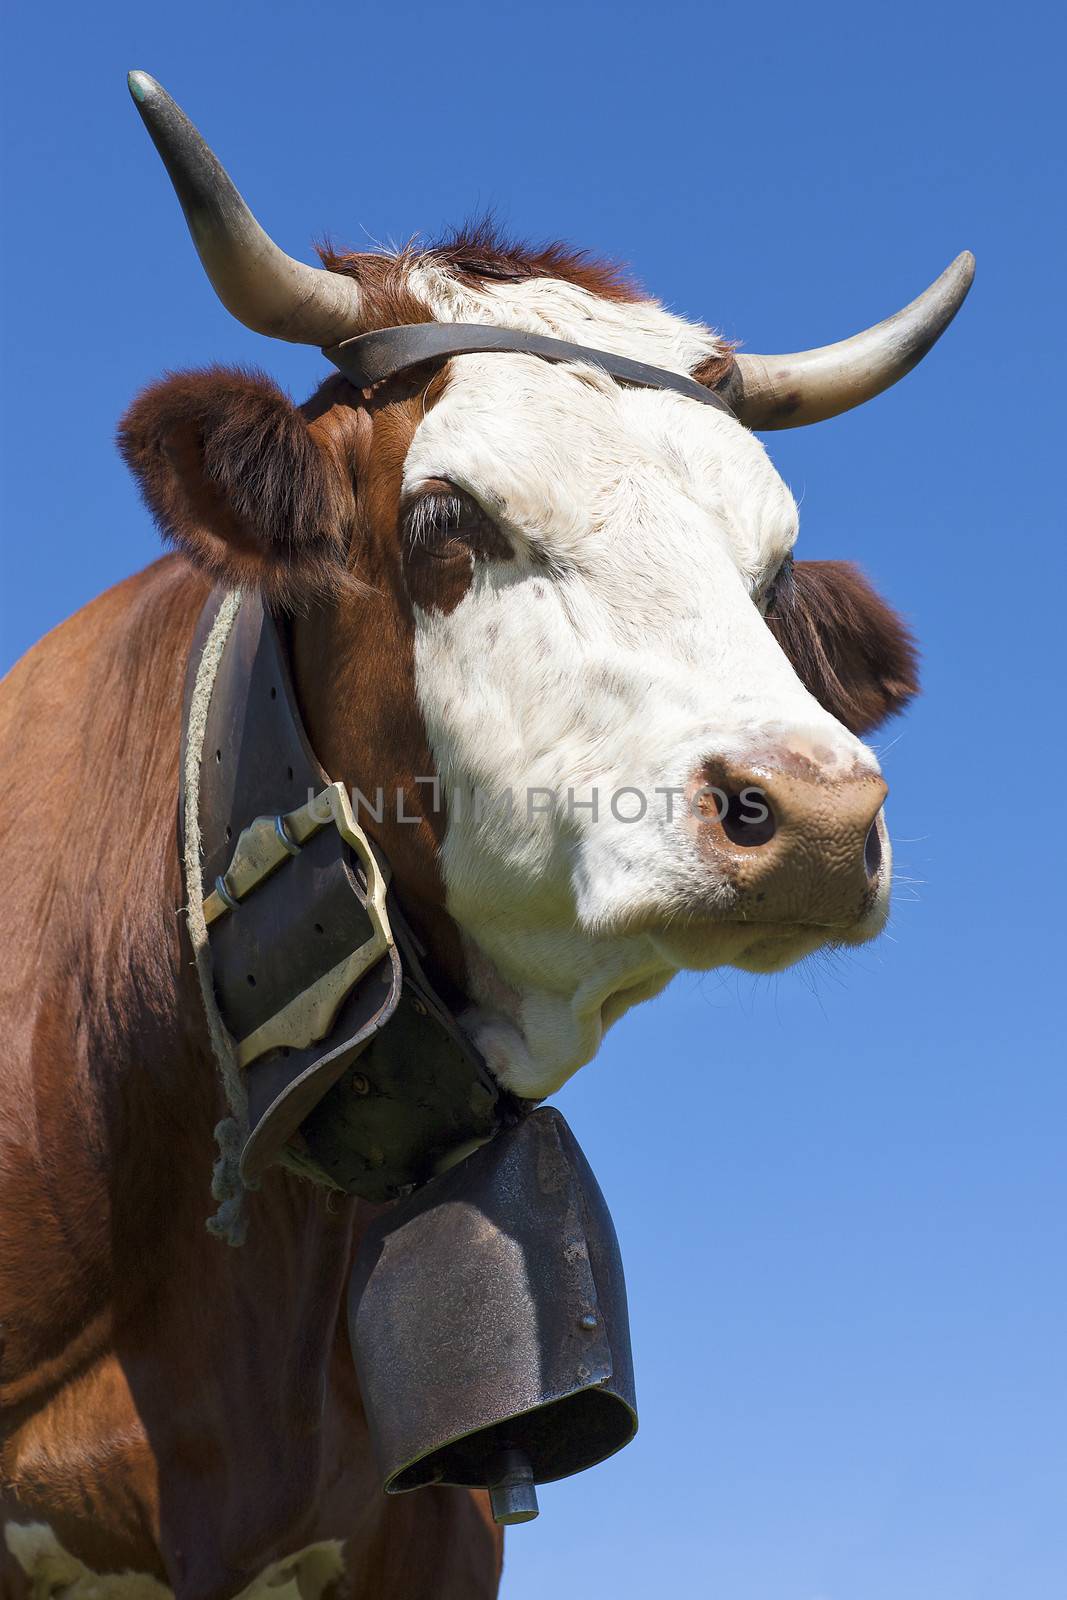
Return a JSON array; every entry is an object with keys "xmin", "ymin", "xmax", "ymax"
[
  {"xmin": 916, "ymin": 248, "xmax": 975, "ymax": 327},
  {"xmin": 127, "ymin": 69, "xmax": 161, "ymax": 104},
  {"xmin": 946, "ymin": 248, "xmax": 976, "ymax": 293},
  {"xmin": 729, "ymin": 248, "xmax": 977, "ymax": 430},
  {"xmin": 124, "ymin": 66, "xmax": 365, "ymax": 347}
]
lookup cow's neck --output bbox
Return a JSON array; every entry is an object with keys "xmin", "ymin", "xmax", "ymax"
[
  {"xmin": 287, "ymin": 387, "xmax": 468, "ymax": 1001},
  {"xmin": 287, "ymin": 585, "xmax": 466, "ymax": 1006}
]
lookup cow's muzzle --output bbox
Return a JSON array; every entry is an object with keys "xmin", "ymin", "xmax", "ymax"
[{"xmin": 688, "ymin": 749, "xmax": 888, "ymax": 927}]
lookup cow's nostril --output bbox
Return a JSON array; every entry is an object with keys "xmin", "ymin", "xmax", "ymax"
[
  {"xmin": 864, "ymin": 819, "xmax": 883, "ymax": 879},
  {"xmin": 721, "ymin": 788, "xmax": 777, "ymax": 848}
]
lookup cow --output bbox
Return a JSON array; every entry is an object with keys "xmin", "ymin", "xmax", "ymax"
[{"xmin": 0, "ymin": 72, "xmax": 971, "ymax": 1600}]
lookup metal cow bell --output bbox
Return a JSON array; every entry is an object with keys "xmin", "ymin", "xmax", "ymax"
[{"xmin": 347, "ymin": 1107, "xmax": 638, "ymax": 1524}]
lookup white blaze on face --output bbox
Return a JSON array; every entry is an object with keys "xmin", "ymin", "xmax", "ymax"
[{"xmin": 402, "ymin": 265, "xmax": 884, "ymax": 1099}]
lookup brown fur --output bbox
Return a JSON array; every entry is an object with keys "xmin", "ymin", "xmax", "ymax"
[
  {"xmin": 117, "ymin": 368, "xmax": 354, "ymax": 609},
  {"xmin": 289, "ymin": 376, "xmax": 470, "ymax": 996},
  {"xmin": 117, "ymin": 364, "xmax": 466, "ymax": 994},
  {"xmin": 691, "ymin": 349, "xmax": 737, "ymax": 390},
  {"xmin": 3, "ymin": 357, "xmax": 483, "ymax": 1590},
  {"xmin": 320, "ymin": 216, "xmax": 644, "ymax": 306},
  {"xmin": 0, "ymin": 560, "xmax": 501, "ymax": 1596},
  {"xmin": 767, "ymin": 559, "xmax": 919, "ymax": 734}
]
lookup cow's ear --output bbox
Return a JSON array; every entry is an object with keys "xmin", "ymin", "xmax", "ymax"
[
  {"xmin": 767, "ymin": 559, "xmax": 919, "ymax": 735},
  {"xmin": 118, "ymin": 367, "xmax": 354, "ymax": 604}
]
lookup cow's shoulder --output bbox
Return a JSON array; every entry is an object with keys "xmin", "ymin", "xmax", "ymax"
[
  {"xmin": 0, "ymin": 555, "xmax": 211, "ymax": 1404},
  {"xmin": 0, "ymin": 554, "xmax": 207, "ymax": 761}
]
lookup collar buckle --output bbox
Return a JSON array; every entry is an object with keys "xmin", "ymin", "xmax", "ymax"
[{"xmin": 204, "ymin": 781, "xmax": 394, "ymax": 1070}]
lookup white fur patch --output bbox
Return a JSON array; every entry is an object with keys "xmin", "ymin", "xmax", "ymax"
[
  {"xmin": 3, "ymin": 1522, "xmax": 345, "ymax": 1600},
  {"xmin": 397, "ymin": 265, "xmax": 889, "ymax": 1098},
  {"xmin": 4, "ymin": 1522, "xmax": 171, "ymax": 1599}
]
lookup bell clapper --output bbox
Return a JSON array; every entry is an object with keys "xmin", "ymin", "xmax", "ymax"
[{"xmin": 488, "ymin": 1447, "xmax": 539, "ymax": 1525}]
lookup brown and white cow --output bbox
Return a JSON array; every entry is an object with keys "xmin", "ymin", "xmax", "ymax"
[{"xmin": 0, "ymin": 74, "xmax": 971, "ymax": 1600}]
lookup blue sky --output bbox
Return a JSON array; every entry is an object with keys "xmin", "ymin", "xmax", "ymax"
[{"xmin": 2, "ymin": 2, "xmax": 1064, "ymax": 1596}]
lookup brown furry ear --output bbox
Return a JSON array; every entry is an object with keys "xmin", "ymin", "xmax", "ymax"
[
  {"xmin": 767, "ymin": 559, "xmax": 919, "ymax": 735},
  {"xmin": 117, "ymin": 367, "xmax": 352, "ymax": 605}
]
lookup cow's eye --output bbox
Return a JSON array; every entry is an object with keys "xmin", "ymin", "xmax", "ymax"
[
  {"xmin": 402, "ymin": 484, "xmax": 505, "ymax": 560},
  {"xmin": 760, "ymin": 555, "xmax": 794, "ymax": 617}
]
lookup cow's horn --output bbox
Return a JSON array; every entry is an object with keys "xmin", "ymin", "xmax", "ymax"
[
  {"xmin": 720, "ymin": 252, "xmax": 975, "ymax": 429},
  {"xmin": 127, "ymin": 71, "xmax": 364, "ymax": 347}
]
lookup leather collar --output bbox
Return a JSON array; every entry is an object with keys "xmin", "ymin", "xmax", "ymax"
[
  {"xmin": 324, "ymin": 322, "xmax": 737, "ymax": 413},
  {"xmin": 180, "ymin": 588, "xmax": 525, "ymax": 1199}
]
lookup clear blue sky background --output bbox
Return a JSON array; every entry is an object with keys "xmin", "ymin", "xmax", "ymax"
[{"xmin": 2, "ymin": 2, "xmax": 1064, "ymax": 1596}]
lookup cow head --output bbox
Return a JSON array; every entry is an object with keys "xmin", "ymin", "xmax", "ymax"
[{"xmin": 121, "ymin": 75, "xmax": 970, "ymax": 1100}]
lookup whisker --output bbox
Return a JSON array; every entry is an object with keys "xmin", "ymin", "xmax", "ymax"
[{"xmin": 872, "ymin": 730, "xmax": 906, "ymax": 760}]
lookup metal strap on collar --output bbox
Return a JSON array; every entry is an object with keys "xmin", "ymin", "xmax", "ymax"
[{"xmin": 324, "ymin": 322, "xmax": 737, "ymax": 414}]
